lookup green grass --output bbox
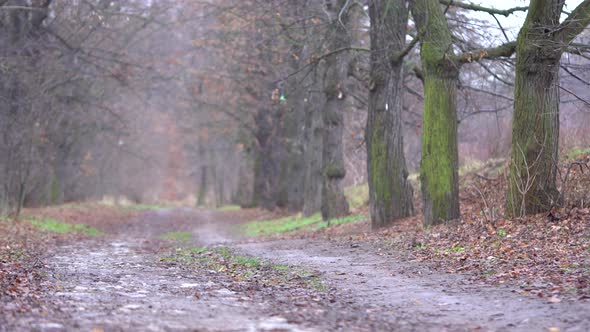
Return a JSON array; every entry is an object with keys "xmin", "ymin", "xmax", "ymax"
[
  {"xmin": 233, "ymin": 255, "xmax": 262, "ymax": 268},
  {"xmin": 28, "ymin": 218, "xmax": 103, "ymax": 236},
  {"xmin": 161, "ymin": 247, "xmax": 326, "ymax": 291},
  {"xmin": 240, "ymin": 212, "xmax": 366, "ymax": 236},
  {"xmin": 313, "ymin": 214, "xmax": 365, "ymax": 230},
  {"xmin": 216, "ymin": 205, "xmax": 241, "ymax": 212},
  {"xmin": 274, "ymin": 264, "xmax": 289, "ymax": 271},
  {"xmin": 459, "ymin": 158, "xmax": 506, "ymax": 177},
  {"xmin": 444, "ymin": 245, "xmax": 465, "ymax": 254},
  {"xmin": 188, "ymin": 247, "xmax": 208, "ymax": 254},
  {"xmin": 565, "ymin": 146, "xmax": 590, "ymax": 160},
  {"xmin": 59, "ymin": 203, "xmax": 91, "ymax": 211},
  {"xmin": 241, "ymin": 213, "xmax": 323, "ymax": 236},
  {"xmin": 160, "ymin": 231, "xmax": 192, "ymax": 242},
  {"xmin": 122, "ymin": 204, "xmax": 170, "ymax": 211}
]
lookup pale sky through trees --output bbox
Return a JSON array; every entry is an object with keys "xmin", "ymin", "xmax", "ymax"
[{"xmin": 470, "ymin": 0, "xmax": 585, "ymax": 42}]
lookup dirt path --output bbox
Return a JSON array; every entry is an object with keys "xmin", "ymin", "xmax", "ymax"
[
  {"xmin": 10, "ymin": 239, "xmax": 295, "ymax": 332},
  {"xmin": 237, "ymin": 239, "xmax": 590, "ymax": 332},
  {"xmin": 3, "ymin": 210, "xmax": 313, "ymax": 332},
  {"xmin": 3, "ymin": 209, "xmax": 590, "ymax": 331}
]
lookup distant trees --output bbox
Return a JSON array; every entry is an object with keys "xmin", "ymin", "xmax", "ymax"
[
  {"xmin": 190, "ymin": 0, "xmax": 359, "ymax": 218},
  {"xmin": 165, "ymin": 0, "xmax": 590, "ymax": 224},
  {"xmin": 0, "ymin": 1, "xmax": 171, "ymax": 217}
]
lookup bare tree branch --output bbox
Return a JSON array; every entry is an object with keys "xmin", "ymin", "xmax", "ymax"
[
  {"xmin": 439, "ymin": 0, "xmax": 528, "ymax": 17},
  {"xmin": 454, "ymin": 41, "xmax": 516, "ymax": 64},
  {"xmin": 556, "ymin": 0, "xmax": 590, "ymax": 46}
]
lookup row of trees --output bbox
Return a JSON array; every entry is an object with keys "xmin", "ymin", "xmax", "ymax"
[
  {"xmin": 199, "ymin": 0, "xmax": 590, "ymax": 227},
  {"xmin": 2, "ymin": 0, "xmax": 589, "ymax": 229},
  {"xmin": 0, "ymin": 1, "xmax": 191, "ymax": 217}
]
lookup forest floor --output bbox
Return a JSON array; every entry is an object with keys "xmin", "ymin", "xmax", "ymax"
[{"xmin": 1, "ymin": 201, "xmax": 589, "ymax": 331}]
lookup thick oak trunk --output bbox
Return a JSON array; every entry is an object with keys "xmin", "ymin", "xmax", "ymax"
[
  {"xmin": 411, "ymin": 0, "xmax": 460, "ymax": 226},
  {"xmin": 366, "ymin": 0, "xmax": 414, "ymax": 229},
  {"xmin": 320, "ymin": 0, "xmax": 352, "ymax": 220},
  {"xmin": 302, "ymin": 66, "xmax": 325, "ymax": 217},
  {"xmin": 506, "ymin": 0, "xmax": 564, "ymax": 216},
  {"xmin": 421, "ymin": 75, "xmax": 460, "ymax": 225}
]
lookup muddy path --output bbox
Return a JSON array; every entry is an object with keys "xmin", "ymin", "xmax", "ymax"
[
  {"xmin": 3, "ymin": 208, "xmax": 590, "ymax": 331},
  {"xmin": 237, "ymin": 239, "xmax": 590, "ymax": 332},
  {"xmin": 4, "ymin": 209, "xmax": 320, "ymax": 332}
]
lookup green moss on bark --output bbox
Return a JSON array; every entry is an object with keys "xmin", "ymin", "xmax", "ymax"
[
  {"xmin": 420, "ymin": 76, "xmax": 460, "ymax": 225},
  {"xmin": 412, "ymin": 0, "xmax": 460, "ymax": 227},
  {"xmin": 369, "ymin": 121, "xmax": 391, "ymax": 206}
]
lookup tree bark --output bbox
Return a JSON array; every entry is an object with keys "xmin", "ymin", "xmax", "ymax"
[
  {"xmin": 506, "ymin": 0, "xmax": 590, "ymax": 216},
  {"xmin": 196, "ymin": 166, "xmax": 207, "ymax": 206},
  {"xmin": 252, "ymin": 107, "xmax": 282, "ymax": 210},
  {"xmin": 411, "ymin": 0, "xmax": 460, "ymax": 226},
  {"xmin": 321, "ymin": 0, "xmax": 352, "ymax": 220},
  {"xmin": 366, "ymin": 0, "xmax": 414, "ymax": 229},
  {"xmin": 302, "ymin": 60, "xmax": 325, "ymax": 217}
]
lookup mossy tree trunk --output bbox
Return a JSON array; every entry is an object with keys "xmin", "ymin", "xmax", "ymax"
[
  {"xmin": 411, "ymin": 0, "xmax": 460, "ymax": 226},
  {"xmin": 507, "ymin": 0, "xmax": 590, "ymax": 217},
  {"xmin": 366, "ymin": 0, "xmax": 414, "ymax": 229},
  {"xmin": 320, "ymin": 0, "xmax": 353, "ymax": 220}
]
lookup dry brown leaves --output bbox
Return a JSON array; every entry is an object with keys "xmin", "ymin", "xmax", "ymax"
[
  {"xmin": 376, "ymin": 154, "xmax": 590, "ymax": 301},
  {"xmin": 0, "ymin": 220, "xmax": 54, "ymax": 316},
  {"xmin": 303, "ymin": 154, "xmax": 590, "ymax": 302},
  {"xmin": 0, "ymin": 203, "xmax": 139, "ymax": 315}
]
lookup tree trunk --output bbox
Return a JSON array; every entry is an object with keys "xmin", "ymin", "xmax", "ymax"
[
  {"xmin": 366, "ymin": 0, "xmax": 414, "ymax": 229},
  {"xmin": 507, "ymin": 58, "xmax": 560, "ymax": 216},
  {"xmin": 197, "ymin": 165, "xmax": 207, "ymax": 206},
  {"xmin": 506, "ymin": 0, "xmax": 567, "ymax": 217},
  {"xmin": 216, "ymin": 166, "xmax": 224, "ymax": 207},
  {"xmin": 302, "ymin": 65, "xmax": 325, "ymax": 217},
  {"xmin": 252, "ymin": 107, "xmax": 281, "ymax": 210},
  {"xmin": 282, "ymin": 84, "xmax": 306, "ymax": 212},
  {"xmin": 321, "ymin": 0, "xmax": 352, "ymax": 220},
  {"xmin": 411, "ymin": 0, "xmax": 460, "ymax": 226}
]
